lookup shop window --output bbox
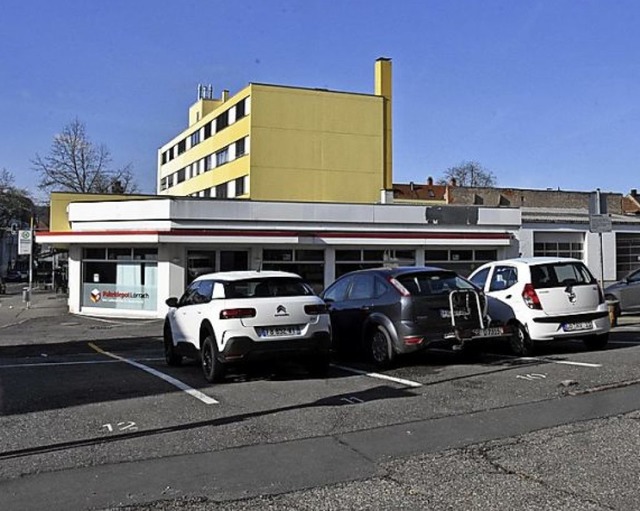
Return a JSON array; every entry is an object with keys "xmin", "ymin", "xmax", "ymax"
[{"xmin": 84, "ymin": 248, "xmax": 106, "ymax": 259}]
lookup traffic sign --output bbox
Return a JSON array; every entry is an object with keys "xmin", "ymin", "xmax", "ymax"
[{"xmin": 18, "ymin": 230, "xmax": 32, "ymax": 255}]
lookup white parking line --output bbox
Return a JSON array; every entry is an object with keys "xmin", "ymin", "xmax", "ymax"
[
  {"xmin": 519, "ymin": 357, "xmax": 602, "ymax": 368},
  {"xmin": 331, "ymin": 363, "xmax": 423, "ymax": 388},
  {"xmin": 88, "ymin": 343, "xmax": 218, "ymax": 405},
  {"xmin": 0, "ymin": 358, "xmax": 164, "ymax": 369}
]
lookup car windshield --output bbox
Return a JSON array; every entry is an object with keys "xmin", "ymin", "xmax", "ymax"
[
  {"xmin": 530, "ymin": 262, "xmax": 595, "ymax": 288},
  {"xmin": 224, "ymin": 277, "xmax": 314, "ymax": 298},
  {"xmin": 396, "ymin": 271, "xmax": 475, "ymax": 296}
]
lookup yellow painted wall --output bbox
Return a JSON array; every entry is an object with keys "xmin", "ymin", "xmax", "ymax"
[
  {"xmin": 48, "ymin": 192, "xmax": 151, "ymax": 232},
  {"xmin": 249, "ymin": 84, "xmax": 384, "ymax": 203}
]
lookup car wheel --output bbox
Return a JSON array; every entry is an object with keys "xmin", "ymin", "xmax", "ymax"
[
  {"xmin": 201, "ymin": 334, "xmax": 225, "ymax": 383},
  {"xmin": 369, "ymin": 325, "xmax": 393, "ymax": 368},
  {"xmin": 583, "ymin": 333, "xmax": 609, "ymax": 350},
  {"xmin": 510, "ymin": 322, "xmax": 535, "ymax": 357},
  {"xmin": 163, "ymin": 322, "xmax": 182, "ymax": 367}
]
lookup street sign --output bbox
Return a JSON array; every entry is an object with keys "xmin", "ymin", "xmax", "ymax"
[
  {"xmin": 589, "ymin": 214, "xmax": 612, "ymax": 233},
  {"xmin": 18, "ymin": 230, "xmax": 32, "ymax": 255}
]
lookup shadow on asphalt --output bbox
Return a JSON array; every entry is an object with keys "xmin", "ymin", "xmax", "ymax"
[{"xmin": 0, "ymin": 329, "xmax": 638, "ymax": 418}]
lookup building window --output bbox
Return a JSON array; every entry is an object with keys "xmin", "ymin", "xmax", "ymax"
[
  {"xmin": 205, "ymin": 154, "xmax": 214, "ymax": 171},
  {"xmin": 176, "ymin": 168, "xmax": 185, "ymax": 184},
  {"xmin": 236, "ymin": 99, "xmax": 246, "ymax": 120},
  {"xmin": 235, "ymin": 176, "xmax": 246, "ymax": 196},
  {"xmin": 203, "ymin": 188, "xmax": 211, "ymax": 198},
  {"xmin": 216, "ymin": 110, "xmax": 229, "ymax": 131},
  {"xmin": 161, "ymin": 152, "xmax": 168, "ymax": 165},
  {"xmin": 533, "ymin": 232, "xmax": 584, "ymax": 260},
  {"xmin": 177, "ymin": 140, "xmax": 186, "ymax": 155},
  {"xmin": 81, "ymin": 248, "xmax": 158, "ymax": 311},
  {"xmin": 336, "ymin": 249, "xmax": 416, "ymax": 278},
  {"xmin": 160, "ymin": 177, "xmax": 168, "ymax": 191},
  {"xmin": 216, "ymin": 147, "xmax": 229, "ymax": 167},
  {"xmin": 236, "ymin": 137, "xmax": 246, "ymax": 157},
  {"xmin": 204, "ymin": 122, "xmax": 212, "ymax": 140},
  {"xmin": 262, "ymin": 249, "xmax": 325, "ymax": 293},
  {"xmin": 215, "ymin": 183, "xmax": 228, "ymax": 198},
  {"xmin": 190, "ymin": 131, "xmax": 200, "ymax": 147},
  {"xmin": 424, "ymin": 248, "xmax": 498, "ymax": 276}
]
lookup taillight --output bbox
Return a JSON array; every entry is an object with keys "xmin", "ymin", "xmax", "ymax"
[
  {"xmin": 388, "ymin": 277, "xmax": 410, "ymax": 296},
  {"xmin": 404, "ymin": 335, "xmax": 424, "ymax": 345},
  {"xmin": 305, "ymin": 304, "xmax": 328, "ymax": 315},
  {"xmin": 220, "ymin": 308, "xmax": 256, "ymax": 319},
  {"xmin": 522, "ymin": 283, "xmax": 542, "ymax": 310}
]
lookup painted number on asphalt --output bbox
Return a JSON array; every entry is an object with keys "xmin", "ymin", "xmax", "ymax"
[
  {"xmin": 516, "ymin": 373, "xmax": 547, "ymax": 381},
  {"xmin": 102, "ymin": 421, "xmax": 138, "ymax": 433}
]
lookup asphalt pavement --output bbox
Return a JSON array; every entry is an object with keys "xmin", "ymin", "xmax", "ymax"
[{"xmin": 2, "ymin": 287, "xmax": 640, "ymax": 510}]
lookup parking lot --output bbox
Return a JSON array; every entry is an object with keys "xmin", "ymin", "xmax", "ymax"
[{"xmin": 2, "ymin": 289, "xmax": 640, "ymax": 510}]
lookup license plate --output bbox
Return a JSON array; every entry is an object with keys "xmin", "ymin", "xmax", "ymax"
[
  {"xmin": 562, "ymin": 321, "xmax": 593, "ymax": 332},
  {"xmin": 471, "ymin": 327, "xmax": 505, "ymax": 337},
  {"xmin": 259, "ymin": 326, "xmax": 301, "ymax": 337}
]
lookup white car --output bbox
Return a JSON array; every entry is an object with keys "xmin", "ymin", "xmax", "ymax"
[
  {"xmin": 469, "ymin": 257, "xmax": 610, "ymax": 356},
  {"xmin": 163, "ymin": 271, "xmax": 332, "ymax": 382}
]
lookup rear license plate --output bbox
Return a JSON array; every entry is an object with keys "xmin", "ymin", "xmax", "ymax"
[
  {"xmin": 258, "ymin": 326, "xmax": 301, "ymax": 337},
  {"xmin": 471, "ymin": 327, "xmax": 506, "ymax": 338},
  {"xmin": 562, "ymin": 321, "xmax": 593, "ymax": 332}
]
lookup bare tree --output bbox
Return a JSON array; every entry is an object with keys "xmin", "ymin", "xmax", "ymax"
[
  {"xmin": 439, "ymin": 161, "xmax": 497, "ymax": 187},
  {"xmin": 0, "ymin": 169, "xmax": 35, "ymax": 228},
  {"xmin": 32, "ymin": 119, "xmax": 139, "ymax": 194}
]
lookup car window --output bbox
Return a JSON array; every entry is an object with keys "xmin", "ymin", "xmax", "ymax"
[
  {"xmin": 374, "ymin": 277, "xmax": 389, "ymax": 297},
  {"xmin": 396, "ymin": 271, "xmax": 474, "ymax": 296},
  {"xmin": 348, "ymin": 274, "xmax": 376, "ymax": 300},
  {"xmin": 469, "ymin": 267, "xmax": 490, "ymax": 289},
  {"xmin": 489, "ymin": 266, "xmax": 518, "ymax": 291},
  {"xmin": 225, "ymin": 277, "xmax": 313, "ymax": 298},
  {"xmin": 178, "ymin": 281, "xmax": 201, "ymax": 306},
  {"xmin": 323, "ymin": 276, "xmax": 352, "ymax": 302},
  {"xmin": 531, "ymin": 262, "xmax": 595, "ymax": 288},
  {"xmin": 627, "ymin": 270, "xmax": 640, "ymax": 283},
  {"xmin": 192, "ymin": 279, "xmax": 214, "ymax": 304}
]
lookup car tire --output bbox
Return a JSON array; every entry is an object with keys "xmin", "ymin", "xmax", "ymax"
[
  {"xmin": 201, "ymin": 334, "xmax": 225, "ymax": 383},
  {"xmin": 163, "ymin": 322, "xmax": 182, "ymax": 367},
  {"xmin": 583, "ymin": 333, "xmax": 609, "ymax": 350},
  {"xmin": 306, "ymin": 351, "xmax": 331, "ymax": 378},
  {"xmin": 510, "ymin": 322, "xmax": 535, "ymax": 357},
  {"xmin": 369, "ymin": 325, "xmax": 394, "ymax": 368}
]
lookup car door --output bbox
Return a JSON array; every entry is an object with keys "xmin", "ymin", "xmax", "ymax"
[
  {"xmin": 484, "ymin": 264, "xmax": 520, "ymax": 322},
  {"xmin": 322, "ymin": 275, "xmax": 354, "ymax": 349},
  {"xmin": 618, "ymin": 269, "xmax": 640, "ymax": 312},
  {"xmin": 171, "ymin": 279, "xmax": 214, "ymax": 345},
  {"xmin": 340, "ymin": 274, "xmax": 379, "ymax": 345}
]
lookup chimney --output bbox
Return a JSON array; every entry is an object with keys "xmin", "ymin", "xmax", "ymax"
[
  {"xmin": 427, "ymin": 176, "xmax": 433, "ymax": 186},
  {"xmin": 221, "ymin": 89, "xmax": 229, "ymax": 102},
  {"xmin": 631, "ymin": 189, "xmax": 638, "ymax": 197}
]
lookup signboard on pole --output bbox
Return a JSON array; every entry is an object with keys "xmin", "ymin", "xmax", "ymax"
[
  {"xmin": 18, "ymin": 230, "xmax": 32, "ymax": 255},
  {"xmin": 589, "ymin": 214, "xmax": 612, "ymax": 233}
]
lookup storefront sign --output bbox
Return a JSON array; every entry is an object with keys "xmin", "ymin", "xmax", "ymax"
[{"xmin": 82, "ymin": 284, "xmax": 157, "ymax": 311}]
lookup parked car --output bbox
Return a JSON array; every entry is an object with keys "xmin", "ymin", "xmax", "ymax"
[
  {"xmin": 320, "ymin": 266, "xmax": 512, "ymax": 367},
  {"xmin": 163, "ymin": 270, "xmax": 332, "ymax": 382},
  {"xmin": 5, "ymin": 269, "xmax": 27, "ymax": 282},
  {"xmin": 604, "ymin": 268, "xmax": 640, "ymax": 317},
  {"xmin": 469, "ymin": 257, "xmax": 610, "ymax": 356}
]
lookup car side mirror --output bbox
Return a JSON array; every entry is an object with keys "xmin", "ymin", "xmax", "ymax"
[{"xmin": 165, "ymin": 297, "xmax": 179, "ymax": 308}]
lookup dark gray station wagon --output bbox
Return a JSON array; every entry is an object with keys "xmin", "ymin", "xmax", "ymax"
[{"xmin": 321, "ymin": 266, "xmax": 511, "ymax": 366}]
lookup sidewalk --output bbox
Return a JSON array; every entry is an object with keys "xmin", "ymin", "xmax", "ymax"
[{"xmin": 0, "ymin": 287, "xmax": 69, "ymax": 328}]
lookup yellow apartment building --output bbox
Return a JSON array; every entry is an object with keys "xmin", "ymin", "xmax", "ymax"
[{"xmin": 157, "ymin": 59, "xmax": 393, "ymax": 203}]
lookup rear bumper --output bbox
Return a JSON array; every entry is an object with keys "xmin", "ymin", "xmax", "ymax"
[
  {"xmin": 394, "ymin": 323, "xmax": 513, "ymax": 354},
  {"xmin": 220, "ymin": 331, "xmax": 331, "ymax": 362},
  {"xmin": 527, "ymin": 311, "xmax": 610, "ymax": 341}
]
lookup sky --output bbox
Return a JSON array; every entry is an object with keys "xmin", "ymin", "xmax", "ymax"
[{"xmin": 1, "ymin": 0, "xmax": 639, "ymax": 201}]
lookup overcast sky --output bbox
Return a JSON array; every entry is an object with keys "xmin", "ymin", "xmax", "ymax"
[{"xmin": 2, "ymin": 0, "xmax": 639, "ymax": 199}]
